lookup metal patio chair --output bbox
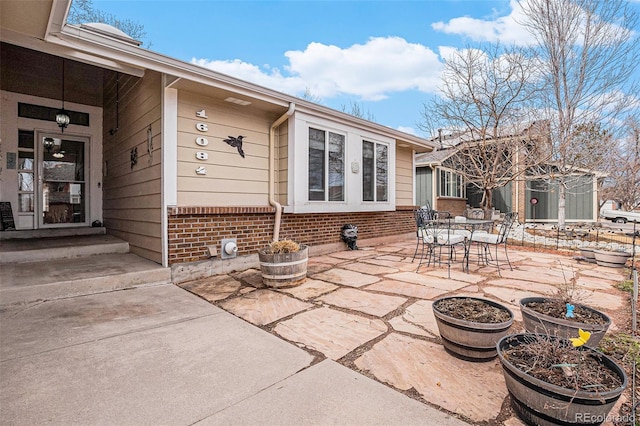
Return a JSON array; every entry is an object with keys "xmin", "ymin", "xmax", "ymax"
[{"xmin": 470, "ymin": 212, "xmax": 518, "ymax": 276}]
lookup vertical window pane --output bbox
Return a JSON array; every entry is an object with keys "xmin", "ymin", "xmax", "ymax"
[
  {"xmin": 376, "ymin": 144, "xmax": 388, "ymax": 201},
  {"xmin": 362, "ymin": 141, "xmax": 374, "ymax": 201},
  {"xmin": 19, "ymin": 194, "xmax": 34, "ymax": 212},
  {"xmin": 18, "ymin": 130, "xmax": 34, "ymax": 149},
  {"xmin": 328, "ymin": 132, "xmax": 344, "ymax": 201},
  {"xmin": 308, "ymin": 128, "xmax": 325, "ymax": 201}
]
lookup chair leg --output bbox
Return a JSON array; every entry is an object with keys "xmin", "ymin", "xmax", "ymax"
[
  {"xmin": 503, "ymin": 243, "xmax": 513, "ymax": 271},
  {"xmin": 412, "ymin": 236, "xmax": 420, "ymax": 262}
]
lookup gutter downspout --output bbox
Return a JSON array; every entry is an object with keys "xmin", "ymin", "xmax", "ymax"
[{"xmin": 269, "ymin": 103, "xmax": 295, "ymax": 242}]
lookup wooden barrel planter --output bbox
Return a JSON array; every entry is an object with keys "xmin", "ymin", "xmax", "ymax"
[
  {"xmin": 579, "ymin": 247, "xmax": 596, "ymax": 263},
  {"xmin": 432, "ymin": 296, "xmax": 514, "ymax": 361},
  {"xmin": 258, "ymin": 244, "xmax": 308, "ymax": 288},
  {"xmin": 520, "ymin": 297, "xmax": 611, "ymax": 347},
  {"xmin": 497, "ymin": 333, "xmax": 627, "ymax": 426},
  {"xmin": 593, "ymin": 249, "xmax": 631, "ymax": 268}
]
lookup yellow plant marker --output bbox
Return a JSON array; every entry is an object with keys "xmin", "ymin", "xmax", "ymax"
[{"xmin": 570, "ymin": 328, "xmax": 591, "ymax": 347}]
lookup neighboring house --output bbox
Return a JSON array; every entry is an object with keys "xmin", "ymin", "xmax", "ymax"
[
  {"xmin": 415, "ymin": 130, "xmax": 602, "ymax": 222},
  {"xmin": 0, "ymin": 0, "xmax": 435, "ymax": 276}
]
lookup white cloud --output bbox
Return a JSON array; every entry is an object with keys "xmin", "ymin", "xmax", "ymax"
[
  {"xmin": 431, "ymin": 0, "xmax": 532, "ymax": 45},
  {"xmin": 396, "ymin": 126, "xmax": 418, "ymax": 136},
  {"xmin": 192, "ymin": 36, "xmax": 441, "ymax": 101}
]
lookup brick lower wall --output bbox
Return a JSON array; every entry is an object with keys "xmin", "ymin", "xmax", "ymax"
[
  {"xmin": 435, "ymin": 198, "xmax": 467, "ymax": 217},
  {"xmin": 167, "ymin": 206, "xmax": 417, "ymax": 264}
]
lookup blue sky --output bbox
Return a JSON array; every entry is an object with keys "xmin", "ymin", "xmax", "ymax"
[{"xmin": 91, "ymin": 0, "xmax": 640, "ymax": 137}]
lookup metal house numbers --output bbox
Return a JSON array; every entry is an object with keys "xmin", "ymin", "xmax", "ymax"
[{"xmin": 195, "ymin": 109, "xmax": 210, "ymax": 176}]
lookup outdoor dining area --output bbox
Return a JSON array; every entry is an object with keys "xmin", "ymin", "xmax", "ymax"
[
  {"xmin": 412, "ymin": 203, "xmax": 518, "ymax": 277},
  {"xmin": 178, "ymin": 230, "xmax": 637, "ymax": 425}
]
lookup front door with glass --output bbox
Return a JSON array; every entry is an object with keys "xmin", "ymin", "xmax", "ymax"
[{"xmin": 38, "ymin": 134, "xmax": 88, "ymax": 227}]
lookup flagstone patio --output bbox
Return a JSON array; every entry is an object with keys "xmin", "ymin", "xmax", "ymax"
[{"xmin": 178, "ymin": 238, "xmax": 633, "ymax": 425}]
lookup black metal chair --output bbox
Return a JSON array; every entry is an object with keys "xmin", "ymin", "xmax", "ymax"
[
  {"xmin": 470, "ymin": 212, "xmax": 518, "ymax": 276},
  {"xmin": 416, "ymin": 212, "xmax": 468, "ymax": 277},
  {"xmin": 412, "ymin": 204, "xmax": 436, "ymax": 262}
]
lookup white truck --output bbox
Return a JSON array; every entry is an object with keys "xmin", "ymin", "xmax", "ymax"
[{"xmin": 600, "ymin": 209, "xmax": 640, "ymax": 223}]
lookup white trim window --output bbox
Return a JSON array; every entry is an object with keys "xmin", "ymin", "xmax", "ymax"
[
  {"xmin": 290, "ymin": 112, "xmax": 396, "ymax": 213},
  {"xmin": 439, "ymin": 168, "xmax": 466, "ymax": 198},
  {"xmin": 308, "ymin": 127, "xmax": 345, "ymax": 202},
  {"xmin": 362, "ymin": 140, "xmax": 388, "ymax": 202}
]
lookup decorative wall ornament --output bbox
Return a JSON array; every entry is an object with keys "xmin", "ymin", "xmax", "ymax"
[
  {"xmin": 223, "ymin": 135, "xmax": 246, "ymax": 158},
  {"xmin": 130, "ymin": 147, "xmax": 137, "ymax": 169},
  {"xmin": 147, "ymin": 125, "xmax": 153, "ymax": 164}
]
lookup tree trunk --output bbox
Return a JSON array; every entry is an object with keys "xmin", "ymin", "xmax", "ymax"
[
  {"xmin": 557, "ymin": 180, "xmax": 566, "ymax": 230},
  {"xmin": 482, "ymin": 188, "xmax": 493, "ymax": 209}
]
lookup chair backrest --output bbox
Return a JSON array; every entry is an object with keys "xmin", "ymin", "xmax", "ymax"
[
  {"xmin": 415, "ymin": 205, "xmax": 435, "ymax": 228},
  {"xmin": 496, "ymin": 212, "xmax": 518, "ymax": 244}
]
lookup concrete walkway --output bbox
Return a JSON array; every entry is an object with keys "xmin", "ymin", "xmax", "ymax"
[
  {"xmin": 0, "ymin": 282, "xmax": 466, "ymax": 425},
  {"xmin": 178, "ymin": 239, "xmax": 632, "ymax": 425}
]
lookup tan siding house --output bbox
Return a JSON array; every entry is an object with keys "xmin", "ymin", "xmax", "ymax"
[{"xmin": 0, "ymin": 0, "xmax": 435, "ymax": 281}]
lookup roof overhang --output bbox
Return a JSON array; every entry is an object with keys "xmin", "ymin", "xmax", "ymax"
[{"xmin": 2, "ymin": 0, "xmax": 437, "ymax": 152}]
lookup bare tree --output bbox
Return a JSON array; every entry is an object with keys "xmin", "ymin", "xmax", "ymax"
[
  {"xmin": 519, "ymin": 0, "xmax": 639, "ymax": 229},
  {"xmin": 68, "ymin": 0, "xmax": 147, "ymax": 43},
  {"xmin": 420, "ymin": 43, "xmax": 546, "ymax": 209},
  {"xmin": 300, "ymin": 87, "xmax": 323, "ymax": 105},
  {"xmin": 600, "ymin": 117, "xmax": 640, "ymax": 211},
  {"xmin": 341, "ymin": 100, "xmax": 376, "ymax": 122}
]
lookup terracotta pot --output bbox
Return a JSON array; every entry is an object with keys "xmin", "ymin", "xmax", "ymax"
[
  {"xmin": 258, "ymin": 245, "xmax": 308, "ymax": 288},
  {"xmin": 432, "ymin": 296, "xmax": 514, "ymax": 361},
  {"xmin": 497, "ymin": 333, "xmax": 627, "ymax": 426},
  {"xmin": 520, "ymin": 297, "xmax": 610, "ymax": 347},
  {"xmin": 593, "ymin": 249, "xmax": 631, "ymax": 268}
]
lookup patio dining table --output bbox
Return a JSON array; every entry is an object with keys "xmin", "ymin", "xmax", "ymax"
[{"xmin": 447, "ymin": 218, "xmax": 495, "ymax": 272}]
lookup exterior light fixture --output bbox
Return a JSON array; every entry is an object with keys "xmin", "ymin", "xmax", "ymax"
[
  {"xmin": 56, "ymin": 59, "xmax": 70, "ymax": 132},
  {"xmin": 43, "ymin": 137, "xmax": 55, "ymax": 152}
]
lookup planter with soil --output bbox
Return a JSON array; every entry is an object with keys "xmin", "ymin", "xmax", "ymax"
[
  {"xmin": 432, "ymin": 296, "xmax": 514, "ymax": 361},
  {"xmin": 593, "ymin": 249, "xmax": 631, "ymax": 268},
  {"xmin": 258, "ymin": 240, "xmax": 308, "ymax": 288},
  {"xmin": 497, "ymin": 333, "xmax": 627, "ymax": 426},
  {"xmin": 520, "ymin": 297, "xmax": 611, "ymax": 347}
]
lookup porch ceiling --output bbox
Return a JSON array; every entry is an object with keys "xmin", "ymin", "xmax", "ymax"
[{"xmin": 0, "ymin": 1, "xmax": 52, "ymax": 40}]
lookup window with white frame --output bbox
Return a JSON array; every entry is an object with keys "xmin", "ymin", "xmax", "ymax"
[
  {"xmin": 362, "ymin": 140, "xmax": 388, "ymax": 202},
  {"xmin": 439, "ymin": 169, "xmax": 466, "ymax": 198},
  {"xmin": 308, "ymin": 127, "xmax": 345, "ymax": 201}
]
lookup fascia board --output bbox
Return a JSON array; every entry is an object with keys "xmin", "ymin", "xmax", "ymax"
[{"xmin": 48, "ymin": 23, "xmax": 437, "ymax": 151}]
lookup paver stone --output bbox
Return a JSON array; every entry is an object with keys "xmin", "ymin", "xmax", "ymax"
[
  {"xmin": 220, "ymin": 290, "xmax": 311, "ymax": 326},
  {"xmin": 179, "ymin": 275, "xmax": 241, "ymax": 302},
  {"xmin": 311, "ymin": 268, "xmax": 380, "ymax": 287},
  {"xmin": 355, "ymin": 333, "xmax": 507, "ymax": 422},
  {"xmin": 318, "ymin": 288, "xmax": 406, "ymax": 317},
  {"xmin": 279, "ymin": 279, "xmax": 338, "ymax": 300},
  {"xmin": 274, "ymin": 307, "xmax": 386, "ymax": 360}
]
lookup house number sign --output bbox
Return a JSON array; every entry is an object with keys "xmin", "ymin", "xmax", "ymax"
[
  {"xmin": 196, "ymin": 152, "xmax": 208, "ymax": 160},
  {"xmin": 195, "ymin": 137, "xmax": 209, "ymax": 146},
  {"xmin": 196, "ymin": 122, "xmax": 208, "ymax": 132}
]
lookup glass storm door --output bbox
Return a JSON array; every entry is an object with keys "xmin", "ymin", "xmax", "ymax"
[{"xmin": 38, "ymin": 134, "xmax": 88, "ymax": 227}]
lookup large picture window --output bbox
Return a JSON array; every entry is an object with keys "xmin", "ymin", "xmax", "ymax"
[
  {"xmin": 439, "ymin": 169, "xmax": 465, "ymax": 198},
  {"xmin": 308, "ymin": 127, "xmax": 345, "ymax": 201},
  {"xmin": 363, "ymin": 140, "xmax": 388, "ymax": 202}
]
